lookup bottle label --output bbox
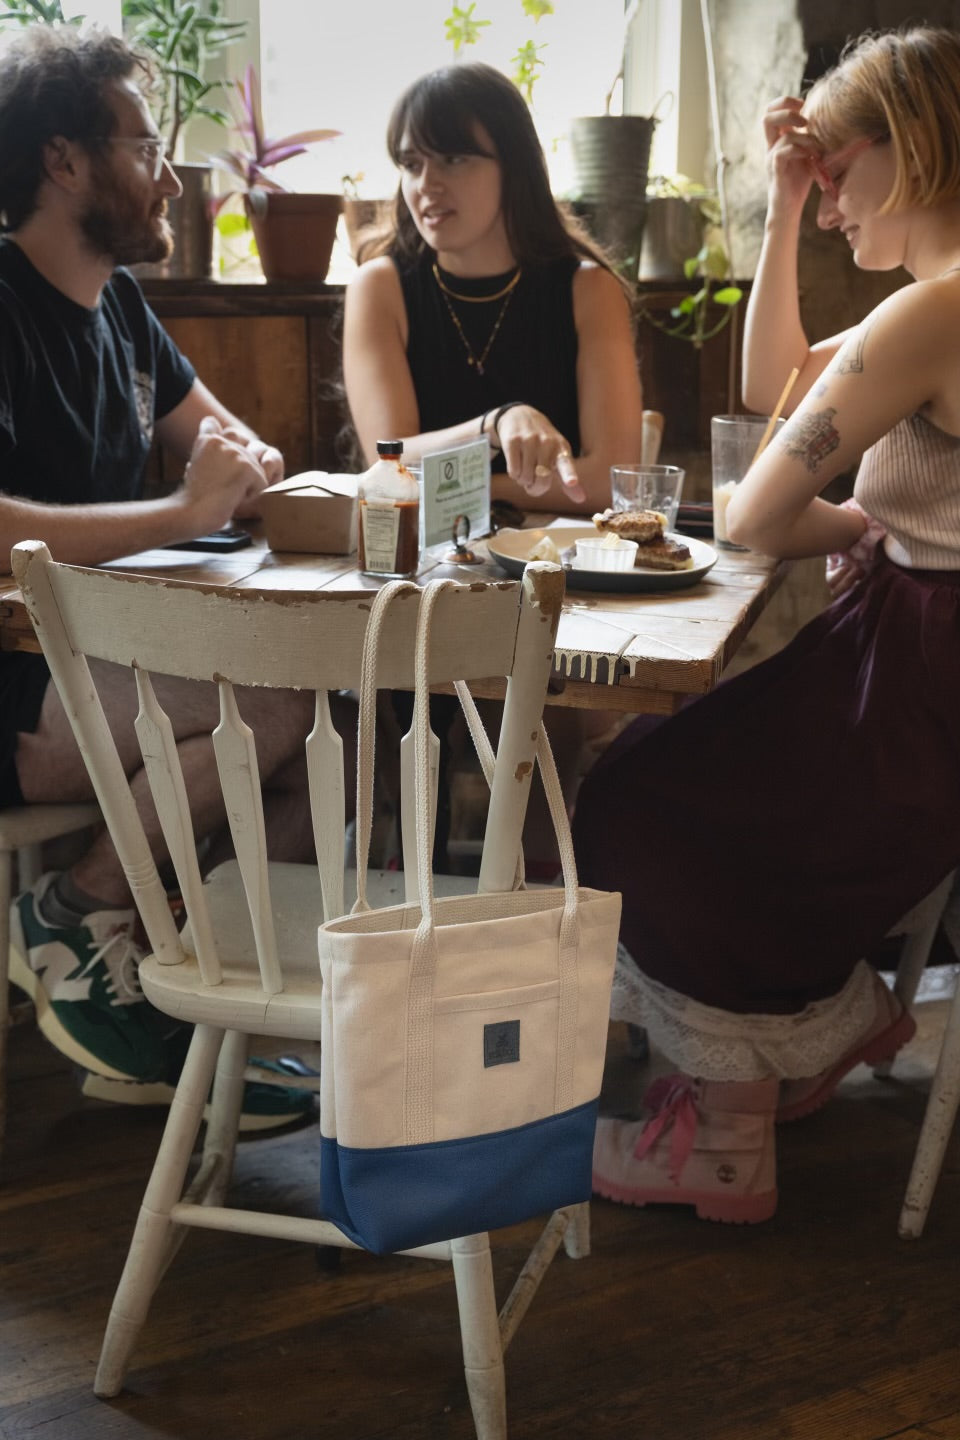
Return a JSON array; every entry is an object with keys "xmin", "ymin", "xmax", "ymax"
[{"xmin": 360, "ymin": 501, "xmax": 402, "ymax": 573}]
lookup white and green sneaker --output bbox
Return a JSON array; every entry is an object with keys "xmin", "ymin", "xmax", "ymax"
[
  {"xmin": 81, "ymin": 1060, "xmax": 317, "ymax": 1134},
  {"xmin": 9, "ymin": 872, "xmax": 168, "ymax": 1083}
]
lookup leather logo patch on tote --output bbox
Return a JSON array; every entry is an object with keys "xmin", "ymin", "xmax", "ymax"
[{"xmin": 484, "ymin": 1020, "xmax": 520, "ymax": 1067}]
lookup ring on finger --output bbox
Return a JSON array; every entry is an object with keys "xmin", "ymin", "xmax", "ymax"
[{"xmin": 534, "ymin": 463, "xmax": 552, "ymax": 478}]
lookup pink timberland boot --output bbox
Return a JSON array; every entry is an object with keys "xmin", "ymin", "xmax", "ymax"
[
  {"xmin": 592, "ymin": 1073, "xmax": 779, "ymax": 1224},
  {"xmin": 777, "ymin": 972, "xmax": 916, "ymax": 1123}
]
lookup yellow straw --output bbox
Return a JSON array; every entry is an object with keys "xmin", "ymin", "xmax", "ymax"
[{"xmin": 751, "ymin": 366, "xmax": 799, "ymax": 463}]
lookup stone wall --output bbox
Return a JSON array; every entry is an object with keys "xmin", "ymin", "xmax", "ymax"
[{"xmin": 709, "ymin": 0, "xmax": 959, "ymax": 340}]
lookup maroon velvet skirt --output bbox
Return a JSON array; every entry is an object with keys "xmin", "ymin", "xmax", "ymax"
[{"xmin": 572, "ymin": 553, "xmax": 960, "ymax": 1015}]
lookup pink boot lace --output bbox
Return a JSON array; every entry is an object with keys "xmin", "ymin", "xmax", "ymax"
[{"xmin": 633, "ymin": 1074, "xmax": 699, "ymax": 1183}]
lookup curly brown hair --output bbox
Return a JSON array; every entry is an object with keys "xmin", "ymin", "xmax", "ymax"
[{"xmin": 0, "ymin": 27, "xmax": 153, "ymax": 232}]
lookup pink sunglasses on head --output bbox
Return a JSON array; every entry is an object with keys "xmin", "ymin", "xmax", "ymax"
[{"xmin": 807, "ymin": 136, "xmax": 878, "ymax": 199}]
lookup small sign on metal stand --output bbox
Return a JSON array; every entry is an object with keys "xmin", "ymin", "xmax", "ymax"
[{"xmin": 444, "ymin": 513, "xmax": 481, "ymax": 564}]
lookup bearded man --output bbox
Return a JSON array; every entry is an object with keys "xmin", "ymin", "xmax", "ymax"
[{"xmin": 0, "ymin": 27, "xmax": 316, "ymax": 1130}]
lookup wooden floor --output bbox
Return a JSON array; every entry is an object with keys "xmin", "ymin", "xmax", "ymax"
[{"xmin": 2, "ymin": 978, "xmax": 958, "ymax": 1440}]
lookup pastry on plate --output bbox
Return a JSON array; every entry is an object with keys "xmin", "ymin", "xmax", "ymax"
[
  {"xmin": 592, "ymin": 507, "xmax": 664, "ymax": 543},
  {"xmin": 632, "ymin": 536, "xmax": 693, "ymax": 571},
  {"xmin": 593, "ymin": 507, "xmax": 693, "ymax": 570}
]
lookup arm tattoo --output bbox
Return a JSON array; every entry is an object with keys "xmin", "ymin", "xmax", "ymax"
[
  {"xmin": 782, "ymin": 407, "xmax": 841, "ymax": 474},
  {"xmin": 836, "ymin": 319, "xmax": 874, "ymax": 375}
]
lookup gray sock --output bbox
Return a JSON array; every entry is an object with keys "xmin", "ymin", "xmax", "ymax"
[{"xmin": 38, "ymin": 871, "xmax": 117, "ymax": 928}]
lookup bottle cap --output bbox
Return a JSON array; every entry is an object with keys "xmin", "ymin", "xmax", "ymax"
[{"xmin": 376, "ymin": 440, "xmax": 404, "ymax": 458}]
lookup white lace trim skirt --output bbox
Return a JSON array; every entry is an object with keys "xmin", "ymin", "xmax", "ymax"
[{"xmin": 611, "ymin": 945, "xmax": 879, "ymax": 1082}]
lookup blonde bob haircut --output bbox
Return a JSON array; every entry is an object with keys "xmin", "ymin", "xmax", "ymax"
[{"xmin": 804, "ymin": 26, "xmax": 960, "ymax": 214}]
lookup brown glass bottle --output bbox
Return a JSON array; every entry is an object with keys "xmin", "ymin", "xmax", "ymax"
[{"xmin": 358, "ymin": 440, "xmax": 421, "ymax": 578}]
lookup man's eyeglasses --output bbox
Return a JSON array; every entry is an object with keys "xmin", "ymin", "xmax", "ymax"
[
  {"xmin": 108, "ymin": 135, "xmax": 168, "ymax": 181},
  {"xmin": 807, "ymin": 136, "xmax": 877, "ymax": 201}
]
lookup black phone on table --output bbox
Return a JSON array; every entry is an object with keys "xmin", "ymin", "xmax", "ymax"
[{"xmin": 164, "ymin": 527, "xmax": 254, "ymax": 553}]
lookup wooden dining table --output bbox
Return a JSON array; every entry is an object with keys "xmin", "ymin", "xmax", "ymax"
[{"xmin": 0, "ymin": 524, "xmax": 787, "ymax": 717}]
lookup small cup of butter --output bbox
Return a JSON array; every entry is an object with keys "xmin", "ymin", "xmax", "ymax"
[{"xmin": 573, "ymin": 533, "xmax": 639, "ymax": 572}]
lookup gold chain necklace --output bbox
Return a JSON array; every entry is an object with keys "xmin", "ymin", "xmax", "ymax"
[
  {"xmin": 432, "ymin": 262, "xmax": 522, "ymax": 303},
  {"xmin": 433, "ymin": 266, "xmax": 521, "ymax": 376}
]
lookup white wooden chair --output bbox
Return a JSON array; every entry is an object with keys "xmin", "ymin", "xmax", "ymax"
[
  {"xmin": 13, "ymin": 540, "xmax": 582, "ymax": 1440},
  {"xmin": 0, "ymin": 799, "xmax": 99, "ymax": 1155},
  {"xmin": 871, "ymin": 873, "xmax": 960, "ymax": 1238}
]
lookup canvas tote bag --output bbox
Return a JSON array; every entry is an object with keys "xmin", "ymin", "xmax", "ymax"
[{"xmin": 318, "ymin": 579, "xmax": 621, "ymax": 1254}]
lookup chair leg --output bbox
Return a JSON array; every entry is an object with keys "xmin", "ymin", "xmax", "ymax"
[
  {"xmin": 0, "ymin": 849, "xmax": 12, "ymax": 1155},
  {"xmin": 874, "ymin": 932, "xmax": 933, "ymax": 1078},
  {"xmin": 899, "ymin": 983, "xmax": 960, "ymax": 1239},
  {"xmin": 199, "ymin": 1028, "xmax": 247, "ymax": 1207},
  {"xmin": 94, "ymin": 1023, "xmax": 223, "ymax": 1397},
  {"xmin": 562, "ymin": 1201, "xmax": 591, "ymax": 1260},
  {"xmin": 16, "ymin": 841, "xmax": 44, "ymax": 890},
  {"xmin": 450, "ymin": 1233, "xmax": 507, "ymax": 1440}
]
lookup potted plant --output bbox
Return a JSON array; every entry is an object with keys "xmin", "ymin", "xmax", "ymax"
[
  {"xmin": 639, "ymin": 238, "xmax": 742, "ymax": 349},
  {"xmin": 566, "ymin": 4, "xmax": 657, "ymax": 276},
  {"xmin": 212, "ymin": 64, "xmax": 342, "ymax": 283},
  {"xmin": 120, "ymin": 0, "xmax": 247, "ymax": 279},
  {"xmin": 640, "ymin": 174, "xmax": 712, "ymax": 280},
  {"xmin": 341, "ymin": 172, "xmax": 393, "ymax": 265}
]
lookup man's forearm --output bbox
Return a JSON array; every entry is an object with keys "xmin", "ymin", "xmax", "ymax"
[{"xmin": 2, "ymin": 490, "xmax": 207, "ymax": 570}]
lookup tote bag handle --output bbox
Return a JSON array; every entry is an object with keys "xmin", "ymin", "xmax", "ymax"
[
  {"xmin": 352, "ymin": 579, "xmax": 581, "ymax": 916},
  {"xmin": 351, "ymin": 580, "xmax": 418, "ymax": 915},
  {"xmin": 353, "ymin": 580, "xmax": 584, "ymax": 1137}
]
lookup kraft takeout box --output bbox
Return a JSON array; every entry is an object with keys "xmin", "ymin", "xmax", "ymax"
[{"xmin": 260, "ymin": 472, "xmax": 359, "ymax": 555}]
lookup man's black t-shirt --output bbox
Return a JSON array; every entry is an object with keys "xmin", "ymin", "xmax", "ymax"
[{"xmin": 0, "ymin": 238, "xmax": 196, "ymax": 802}]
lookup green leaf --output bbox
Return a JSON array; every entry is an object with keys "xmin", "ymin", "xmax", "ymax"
[
  {"xmin": 702, "ymin": 243, "xmax": 729, "ymax": 281},
  {"xmin": 510, "ymin": 37, "xmax": 545, "ymax": 103},
  {"xmin": 673, "ymin": 296, "xmax": 696, "ymax": 315},
  {"xmin": 682, "ymin": 255, "xmax": 699, "ymax": 280},
  {"xmin": 713, "ymin": 285, "xmax": 743, "ymax": 307},
  {"xmin": 443, "ymin": 2, "xmax": 490, "ymax": 54},
  {"xmin": 521, "ymin": 0, "xmax": 553, "ymax": 18},
  {"xmin": 215, "ymin": 211, "xmax": 249, "ymax": 237}
]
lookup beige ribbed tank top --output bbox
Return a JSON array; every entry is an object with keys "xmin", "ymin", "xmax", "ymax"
[{"xmin": 854, "ymin": 411, "xmax": 960, "ymax": 569}]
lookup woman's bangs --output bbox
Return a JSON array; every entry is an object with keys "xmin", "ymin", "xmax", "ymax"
[
  {"xmin": 803, "ymin": 85, "xmax": 852, "ymax": 153},
  {"xmin": 391, "ymin": 84, "xmax": 490, "ymax": 162}
]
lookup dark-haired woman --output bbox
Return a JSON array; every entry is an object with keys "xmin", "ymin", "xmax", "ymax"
[{"xmin": 343, "ymin": 62, "xmax": 644, "ymax": 516}]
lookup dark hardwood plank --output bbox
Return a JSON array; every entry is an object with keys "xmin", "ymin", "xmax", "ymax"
[{"xmin": 2, "ymin": 1003, "xmax": 958, "ymax": 1440}]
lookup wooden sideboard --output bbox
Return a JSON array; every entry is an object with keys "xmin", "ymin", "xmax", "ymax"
[
  {"xmin": 142, "ymin": 277, "xmax": 745, "ymax": 497},
  {"xmin": 142, "ymin": 279, "xmax": 346, "ymax": 485}
]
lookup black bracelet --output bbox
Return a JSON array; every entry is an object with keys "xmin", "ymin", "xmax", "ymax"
[{"xmin": 490, "ymin": 401, "xmax": 525, "ymax": 450}]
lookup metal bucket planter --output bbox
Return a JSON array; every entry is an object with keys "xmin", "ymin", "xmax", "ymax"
[
  {"xmin": 569, "ymin": 115, "xmax": 656, "ymax": 273},
  {"xmin": 246, "ymin": 189, "xmax": 344, "ymax": 283},
  {"xmin": 639, "ymin": 196, "xmax": 705, "ymax": 280}
]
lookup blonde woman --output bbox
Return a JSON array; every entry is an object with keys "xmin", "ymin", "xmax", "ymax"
[{"xmin": 576, "ymin": 27, "xmax": 960, "ymax": 1221}]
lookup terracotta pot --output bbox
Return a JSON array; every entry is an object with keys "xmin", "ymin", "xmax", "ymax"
[
  {"xmin": 343, "ymin": 196, "xmax": 393, "ymax": 262},
  {"xmin": 245, "ymin": 189, "xmax": 343, "ymax": 282}
]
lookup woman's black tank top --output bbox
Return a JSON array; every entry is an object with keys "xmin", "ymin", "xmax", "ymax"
[{"xmin": 394, "ymin": 249, "xmax": 581, "ymax": 465}]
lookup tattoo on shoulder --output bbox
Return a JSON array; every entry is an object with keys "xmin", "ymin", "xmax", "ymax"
[
  {"xmin": 836, "ymin": 319, "xmax": 874, "ymax": 375},
  {"xmin": 782, "ymin": 407, "xmax": 841, "ymax": 474}
]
